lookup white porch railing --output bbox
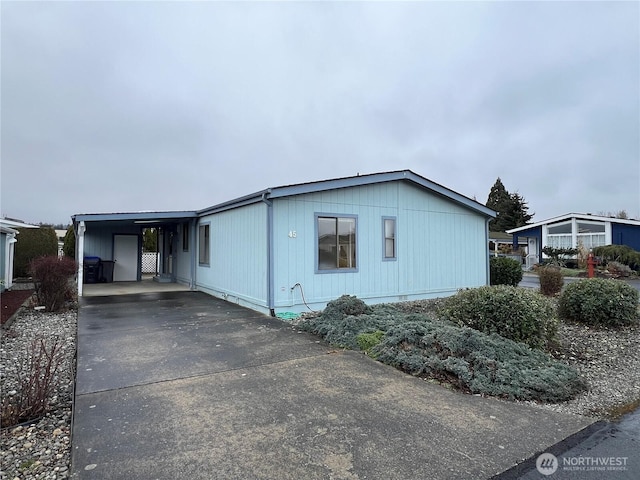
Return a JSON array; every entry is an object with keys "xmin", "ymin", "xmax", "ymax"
[{"xmin": 525, "ymin": 254, "xmax": 539, "ymax": 271}]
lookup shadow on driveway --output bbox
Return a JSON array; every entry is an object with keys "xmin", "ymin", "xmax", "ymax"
[{"xmin": 71, "ymin": 291, "xmax": 593, "ymax": 479}]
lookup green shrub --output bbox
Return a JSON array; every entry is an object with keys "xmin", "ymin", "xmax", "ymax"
[
  {"xmin": 356, "ymin": 330, "xmax": 385, "ymax": 357},
  {"xmin": 323, "ymin": 294, "xmax": 371, "ymax": 318},
  {"xmin": 371, "ymin": 321, "xmax": 587, "ymax": 403},
  {"xmin": 14, "ymin": 227, "xmax": 58, "ymax": 277},
  {"xmin": 539, "ymin": 266, "xmax": 564, "ymax": 296},
  {"xmin": 558, "ymin": 279, "xmax": 639, "ymax": 327},
  {"xmin": 62, "ymin": 226, "xmax": 75, "ymax": 258},
  {"xmin": 296, "ymin": 295, "xmax": 380, "ymax": 348},
  {"xmin": 542, "ymin": 246, "xmax": 579, "ymax": 267},
  {"xmin": 490, "ymin": 257, "xmax": 523, "ymax": 286},
  {"xmin": 299, "ymin": 309, "xmax": 398, "ymax": 350},
  {"xmin": 298, "ymin": 295, "xmax": 586, "ymax": 403},
  {"xmin": 439, "ymin": 286, "xmax": 558, "ymax": 349},
  {"xmin": 30, "ymin": 256, "xmax": 77, "ymax": 312},
  {"xmin": 592, "ymin": 245, "xmax": 640, "ymax": 271}
]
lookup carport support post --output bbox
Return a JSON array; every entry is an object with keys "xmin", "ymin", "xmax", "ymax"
[
  {"xmin": 77, "ymin": 221, "xmax": 86, "ymax": 297},
  {"xmin": 190, "ymin": 219, "xmax": 197, "ymax": 290}
]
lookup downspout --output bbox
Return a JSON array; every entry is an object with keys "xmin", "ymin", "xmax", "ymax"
[
  {"xmin": 261, "ymin": 192, "xmax": 275, "ymax": 317},
  {"xmin": 77, "ymin": 221, "xmax": 86, "ymax": 297}
]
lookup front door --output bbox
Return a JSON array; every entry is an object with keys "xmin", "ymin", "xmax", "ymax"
[{"xmin": 113, "ymin": 235, "xmax": 139, "ymax": 281}]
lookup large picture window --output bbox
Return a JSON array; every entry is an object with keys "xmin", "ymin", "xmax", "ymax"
[
  {"xmin": 317, "ymin": 215, "xmax": 356, "ymax": 271},
  {"xmin": 545, "ymin": 220, "xmax": 607, "ymax": 250},
  {"xmin": 546, "ymin": 221, "xmax": 572, "ymax": 249},
  {"xmin": 198, "ymin": 224, "xmax": 210, "ymax": 265}
]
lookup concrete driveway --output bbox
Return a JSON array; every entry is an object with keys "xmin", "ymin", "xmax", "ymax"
[{"xmin": 71, "ymin": 291, "xmax": 593, "ymax": 479}]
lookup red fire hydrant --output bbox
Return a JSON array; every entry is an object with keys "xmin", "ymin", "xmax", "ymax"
[{"xmin": 587, "ymin": 253, "xmax": 597, "ymax": 278}]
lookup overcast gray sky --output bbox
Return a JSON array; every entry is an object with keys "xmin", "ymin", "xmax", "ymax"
[{"xmin": 1, "ymin": 1, "xmax": 638, "ymax": 226}]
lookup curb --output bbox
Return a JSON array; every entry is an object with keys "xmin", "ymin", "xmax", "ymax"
[{"xmin": 2, "ymin": 292, "xmax": 36, "ymax": 330}]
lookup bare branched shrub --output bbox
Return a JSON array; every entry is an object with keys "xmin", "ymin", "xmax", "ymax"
[
  {"xmin": 576, "ymin": 241, "xmax": 590, "ymax": 269},
  {"xmin": 30, "ymin": 256, "xmax": 77, "ymax": 312},
  {"xmin": 1, "ymin": 336, "xmax": 66, "ymax": 427},
  {"xmin": 539, "ymin": 266, "xmax": 564, "ymax": 296},
  {"xmin": 607, "ymin": 261, "xmax": 634, "ymax": 278}
]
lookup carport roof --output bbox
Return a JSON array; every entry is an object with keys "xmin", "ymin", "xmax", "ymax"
[{"xmin": 72, "ymin": 211, "xmax": 198, "ymax": 223}]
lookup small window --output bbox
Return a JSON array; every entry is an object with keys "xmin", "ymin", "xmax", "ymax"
[
  {"xmin": 182, "ymin": 222, "xmax": 189, "ymax": 252},
  {"xmin": 198, "ymin": 224, "xmax": 210, "ymax": 265},
  {"xmin": 383, "ymin": 217, "xmax": 396, "ymax": 260},
  {"xmin": 577, "ymin": 222, "xmax": 605, "ymax": 234},
  {"xmin": 317, "ymin": 215, "xmax": 356, "ymax": 271}
]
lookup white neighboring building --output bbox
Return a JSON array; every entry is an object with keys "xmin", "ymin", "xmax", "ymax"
[{"xmin": 0, "ymin": 218, "xmax": 39, "ymax": 290}]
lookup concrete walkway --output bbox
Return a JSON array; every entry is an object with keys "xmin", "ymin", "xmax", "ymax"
[{"xmin": 71, "ymin": 292, "xmax": 593, "ymax": 479}]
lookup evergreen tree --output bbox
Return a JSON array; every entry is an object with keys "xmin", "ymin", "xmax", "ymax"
[
  {"xmin": 486, "ymin": 179, "xmax": 534, "ymax": 231},
  {"xmin": 504, "ymin": 192, "xmax": 533, "ymax": 229},
  {"xmin": 63, "ymin": 225, "xmax": 75, "ymax": 258},
  {"xmin": 14, "ymin": 227, "xmax": 59, "ymax": 277},
  {"xmin": 143, "ymin": 228, "xmax": 158, "ymax": 252},
  {"xmin": 486, "ymin": 178, "xmax": 511, "ymax": 232}
]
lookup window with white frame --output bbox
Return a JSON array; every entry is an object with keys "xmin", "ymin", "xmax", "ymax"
[
  {"xmin": 546, "ymin": 222, "xmax": 572, "ymax": 249},
  {"xmin": 545, "ymin": 220, "xmax": 608, "ymax": 251},
  {"xmin": 198, "ymin": 224, "xmax": 210, "ymax": 265},
  {"xmin": 577, "ymin": 222, "xmax": 605, "ymax": 250},
  {"xmin": 383, "ymin": 217, "xmax": 396, "ymax": 260},
  {"xmin": 317, "ymin": 215, "xmax": 356, "ymax": 271}
]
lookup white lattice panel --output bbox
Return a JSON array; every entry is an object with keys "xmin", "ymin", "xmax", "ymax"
[{"xmin": 142, "ymin": 252, "xmax": 159, "ymax": 273}]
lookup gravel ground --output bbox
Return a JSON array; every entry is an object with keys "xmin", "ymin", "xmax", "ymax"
[
  {"xmin": 1, "ymin": 297, "xmax": 638, "ymax": 479},
  {"xmin": 1, "ymin": 308, "xmax": 76, "ymax": 480},
  {"xmin": 532, "ymin": 320, "xmax": 640, "ymax": 418}
]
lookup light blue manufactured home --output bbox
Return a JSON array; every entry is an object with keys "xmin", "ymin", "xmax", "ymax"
[{"xmin": 73, "ymin": 170, "xmax": 495, "ymax": 315}]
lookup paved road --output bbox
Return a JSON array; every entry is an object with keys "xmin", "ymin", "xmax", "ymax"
[
  {"xmin": 71, "ymin": 291, "xmax": 593, "ymax": 480},
  {"xmin": 519, "ymin": 274, "xmax": 640, "ymax": 292},
  {"xmin": 497, "ymin": 408, "xmax": 640, "ymax": 479}
]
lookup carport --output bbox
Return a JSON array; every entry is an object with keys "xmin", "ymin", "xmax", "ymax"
[{"xmin": 72, "ymin": 211, "xmax": 198, "ymax": 297}]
